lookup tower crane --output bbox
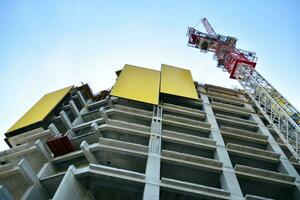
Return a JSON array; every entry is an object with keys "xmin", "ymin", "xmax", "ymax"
[{"xmin": 187, "ymin": 18, "xmax": 300, "ymax": 162}]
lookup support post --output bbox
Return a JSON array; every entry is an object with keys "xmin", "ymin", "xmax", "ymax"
[
  {"xmin": 60, "ymin": 110, "xmax": 73, "ymax": 130},
  {"xmin": 80, "ymin": 141, "xmax": 99, "ymax": 164},
  {"xmin": 69, "ymin": 100, "xmax": 81, "ymax": 118},
  {"xmin": 0, "ymin": 186, "xmax": 15, "ymax": 200},
  {"xmin": 99, "ymin": 107, "xmax": 109, "ymax": 123},
  {"xmin": 48, "ymin": 123, "xmax": 60, "ymax": 137},
  {"xmin": 143, "ymin": 106, "xmax": 162, "ymax": 200},
  {"xmin": 52, "ymin": 165, "xmax": 90, "ymax": 200},
  {"xmin": 18, "ymin": 159, "xmax": 39, "ymax": 185},
  {"xmin": 35, "ymin": 139, "xmax": 52, "ymax": 161},
  {"xmin": 200, "ymin": 93, "xmax": 244, "ymax": 200},
  {"xmin": 107, "ymin": 98, "xmax": 114, "ymax": 109},
  {"xmin": 77, "ymin": 91, "xmax": 87, "ymax": 107},
  {"xmin": 91, "ymin": 122, "xmax": 101, "ymax": 136}
]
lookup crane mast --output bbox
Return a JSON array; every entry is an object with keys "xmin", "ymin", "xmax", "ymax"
[{"xmin": 187, "ymin": 18, "xmax": 300, "ymax": 162}]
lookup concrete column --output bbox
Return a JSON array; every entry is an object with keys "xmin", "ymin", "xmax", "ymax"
[
  {"xmin": 0, "ymin": 185, "xmax": 15, "ymax": 200},
  {"xmin": 70, "ymin": 99, "xmax": 84, "ymax": 126},
  {"xmin": 243, "ymin": 102, "xmax": 300, "ymax": 183},
  {"xmin": 200, "ymin": 93, "xmax": 244, "ymax": 200},
  {"xmin": 35, "ymin": 139, "xmax": 52, "ymax": 161},
  {"xmin": 21, "ymin": 184, "xmax": 50, "ymax": 200},
  {"xmin": 18, "ymin": 159, "xmax": 50, "ymax": 200},
  {"xmin": 80, "ymin": 141, "xmax": 98, "ymax": 164},
  {"xmin": 99, "ymin": 107, "xmax": 109, "ymax": 123},
  {"xmin": 18, "ymin": 159, "xmax": 38, "ymax": 184},
  {"xmin": 107, "ymin": 97, "xmax": 114, "ymax": 109},
  {"xmin": 143, "ymin": 106, "xmax": 162, "ymax": 200},
  {"xmin": 48, "ymin": 123, "xmax": 60, "ymax": 136},
  {"xmin": 69, "ymin": 100, "xmax": 81, "ymax": 118},
  {"xmin": 91, "ymin": 122, "xmax": 100, "ymax": 134},
  {"xmin": 60, "ymin": 110, "xmax": 73, "ymax": 130},
  {"xmin": 91, "ymin": 122, "xmax": 103, "ymax": 138},
  {"xmin": 52, "ymin": 165, "xmax": 93, "ymax": 200},
  {"xmin": 77, "ymin": 91, "xmax": 87, "ymax": 107}
]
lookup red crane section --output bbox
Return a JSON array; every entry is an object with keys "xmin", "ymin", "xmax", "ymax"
[
  {"xmin": 187, "ymin": 22, "xmax": 257, "ymax": 79},
  {"xmin": 186, "ymin": 18, "xmax": 300, "ymax": 162}
]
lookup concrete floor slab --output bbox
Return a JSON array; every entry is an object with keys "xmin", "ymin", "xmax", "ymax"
[{"xmin": 235, "ymin": 164, "xmax": 295, "ymax": 186}]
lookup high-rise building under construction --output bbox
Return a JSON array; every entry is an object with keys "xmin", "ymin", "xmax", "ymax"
[{"xmin": 0, "ymin": 64, "xmax": 300, "ymax": 200}]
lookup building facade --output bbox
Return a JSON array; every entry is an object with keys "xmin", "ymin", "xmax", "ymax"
[{"xmin": 0, "ymin": 64, "xmax": 300, "ymax": 200}]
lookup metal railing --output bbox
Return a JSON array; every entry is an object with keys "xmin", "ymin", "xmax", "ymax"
[{"xmin": 235, "ymin": 64, "xmax": 300, "ymax": 162}]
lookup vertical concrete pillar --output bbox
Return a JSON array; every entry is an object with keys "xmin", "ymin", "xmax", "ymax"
[
  {"xmin": 21, "ymin": 184, "xmax": 50, "ymax": 200},
  {"xmin": 35, "ymin": 139, "xmax": 52, "ymax": 161},
  {"xmin": 69, "ymin": 100, "xmax": 81, "ymax": 118},
  {"xmin": 91, "ymin": 122, "xmax": 103, "ymax": 138},
  {"xmin": 18, "ymin": 159, "xmax": 50, "ymax": 199},
  {"xmin": 60, "ymin": 110, "xmax": 73, "ymax": 130},
  {"xmin": 52, "ymin": 166, "xmax": 91, "ymax": 200},
  {"xmin": 107, "ymin": 97, "xmax": 114, "ymax": 109},
  {"xmin": 77, "ymin": 91, "xmax": 87, "ymax": 107},
  {"xmin": 99, "ymin": 107, "xmax": 109, "ymax": 123},
  {"xmin": 80, "ymin": 141, "xmax": 98, "ymax": 164},
  {"xmin": 0, "ymin": 185, "xmax": 15, "ymax": 200},
  {"xmin": 200, "ymin": 93, "xmax": 244, "ymax": 200},
  {"xmin": 48, "ymin": 123, "xmax": 60, "ymax": 136},
  {"xmin": 18, "ymin": 159, "xmax": 39, "ymax": 184},
  {"xmin": 91, "ymin": 122, "xmax": 100, "ymax": 134},
  {"xmin": 143, "ymin": 106, "xmax": 162, "ymax": 200},
  {"xmin": 70, "ymin": 99, "xmax": 84, "ymax": 126}
]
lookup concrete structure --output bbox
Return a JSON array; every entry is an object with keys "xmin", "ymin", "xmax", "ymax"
[{"xmin": 1, "ymin": 65, "xmax": 300, "ymax": 200}]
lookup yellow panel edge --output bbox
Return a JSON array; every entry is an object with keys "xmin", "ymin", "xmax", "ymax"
[
  {"xmin": 7, "ymin": 86, "xmax": 73, "ymax": 133},
  {"xmin": 110, "ymin": 64, "xmax": 160, "ymax": 105},
  {"xmin": 160, "ymin": 64, "xmax": 199, "ymax": 100}
]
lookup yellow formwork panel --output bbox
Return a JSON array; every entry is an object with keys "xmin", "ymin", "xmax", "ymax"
[
  {"xmin": 7, "ymin": 86, "xmax": 73, "ymax": 133},
  {"xmin": 160, "ymin": 64, "xmax": 198, "ymax": 99},
  {"xmin": 110, "ymin": 64, "xmax": 160, "ymax": 105}
]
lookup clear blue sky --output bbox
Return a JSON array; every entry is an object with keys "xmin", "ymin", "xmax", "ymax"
[{"xmin": 0, "ymin": 0, "xmax": 299, "ymax": 150}]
